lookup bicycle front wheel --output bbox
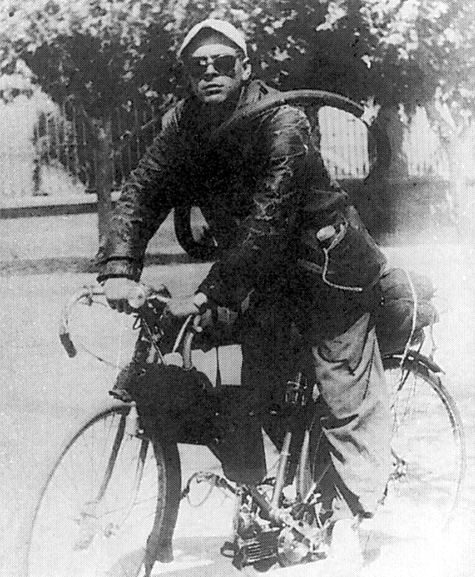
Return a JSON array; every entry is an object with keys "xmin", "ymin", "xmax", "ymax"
[
  {"xmin": 380, "ymin": 354, "xmax": 466, "ymax": 534},
  {"xmin": 22, "ymin": 405, "xmax": 181, "ymax": 577}
]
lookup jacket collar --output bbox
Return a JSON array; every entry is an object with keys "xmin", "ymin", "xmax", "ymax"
[
  {"xmin": 179, "ymin": 79, "xmax": 280, "ymax": 140},
  {"xmin": 235, "ymin": 79, "xmax": 280, "ymax": 110},
  {"xmin": 184, "ymin": 79, "xmax": 279, "ymax": 115}
]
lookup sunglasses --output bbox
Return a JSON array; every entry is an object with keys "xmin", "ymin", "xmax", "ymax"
[{"xmin": 184, "ymin": 54, "xmax": 239, "ymax": 78}]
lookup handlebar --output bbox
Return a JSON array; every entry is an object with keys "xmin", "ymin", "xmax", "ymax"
[
  {"xmin": 59, "ymin": 283, "xmax": 199, "ymax": 369},
  {"xmin": 59, "ymin": 285, "xmax": 105, "ymax": 358}
]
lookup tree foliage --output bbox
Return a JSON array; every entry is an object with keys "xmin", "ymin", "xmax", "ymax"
[
  {"xmin": 0, "ymin": 0, "xmax": 179, "ymax": 117},
  {"xmin": 1, "ymin": 0, "xmax": 473, "ymax": 121}
]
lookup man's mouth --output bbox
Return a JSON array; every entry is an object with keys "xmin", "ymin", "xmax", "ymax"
[{"xmin": 202, "ymin": 84, "xmax": 223, "ymax": 93}]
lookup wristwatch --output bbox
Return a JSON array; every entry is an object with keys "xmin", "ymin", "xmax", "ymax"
[{"xmin": 192, "ymin": 292, "xmax": 208, "ymax": 313}]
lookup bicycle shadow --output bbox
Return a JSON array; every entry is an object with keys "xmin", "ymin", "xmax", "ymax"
[
  {"xmin": 88, "ymin": 528, "xmax": 461, "ymax": 577},
  {"xmin": 103, "ymin": 508, "xmax": 453, "ymax": 577},
  {"xmin": 359, "ymin": 512, "xmax": 458, "ymax": 576},
  {"xmin": 105, "ymin": 536, "xmax": 240, "ymax": 577}
]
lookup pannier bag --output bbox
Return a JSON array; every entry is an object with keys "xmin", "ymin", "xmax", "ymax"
[
  {"xmin": 298, "ymin": 205, "xmax": 387, "ymax": 293},
  {"xmin": 128, "ymin": 364, "xmax": 220, "ymax": 444},
  {"xmin": 128, "ymin": 363, "xmax": 267, "ymax": 482},
  {"xmin": 374, "ymin": 267, "xmax": 439, "ymax": 356}
]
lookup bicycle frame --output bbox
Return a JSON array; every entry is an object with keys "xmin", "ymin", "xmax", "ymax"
[
  {"xmin": 59, "ymin": 285, "xmax": 327, "ymax": 552},
  {"xmin": 51, "ymin": 282, "xmax": 466, "ymax": 575}
]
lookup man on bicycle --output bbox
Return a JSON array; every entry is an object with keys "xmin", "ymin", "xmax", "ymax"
[{"xmin": 98, "ymin": 18, "xmax": 391, "ymax": 571}]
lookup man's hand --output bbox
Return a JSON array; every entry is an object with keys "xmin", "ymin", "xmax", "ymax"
[
  {"xmin": 164, "ymin": 293, "xmax": 208, "ymax": 318},
  {"xmin": 103, "ymin": 278, "xmax": 139, "ymax": 314}
]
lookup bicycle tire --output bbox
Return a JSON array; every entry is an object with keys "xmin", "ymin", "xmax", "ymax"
[
  {"xmin": 304, "ymin": 354, "xmax": 465, "ymax": 533},
  {"xmin": 21, "ymin": 404, "xmax": 181, "ymax": 577},
  {"xmin": 379, "ymin": 354, "xmax": 466, "ymax": 533},
  {"xmin": 174, "ymin": 89, "xmax": 390, "ymax": 261}
]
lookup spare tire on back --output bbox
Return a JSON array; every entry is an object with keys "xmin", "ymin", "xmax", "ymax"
[{"xmin": 173, "ymin": 89, "xmax": 390, "ymax": 261}]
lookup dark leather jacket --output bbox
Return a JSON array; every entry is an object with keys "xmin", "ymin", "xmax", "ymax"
[{"xmin": 97, "ymin": 80, "xmax": 386, "ymax": 308}]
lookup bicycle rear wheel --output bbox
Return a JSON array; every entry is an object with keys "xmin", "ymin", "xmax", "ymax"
[
  {"xmin": 22, "ymin": 404, "xmax": 181, "ymax": 577},
  {"xmin": 379, "ymin": 354, "xmax": 466, "ymax": 534}
]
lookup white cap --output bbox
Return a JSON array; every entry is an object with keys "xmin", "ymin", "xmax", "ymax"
[{"xmin": 178, "ymin": 18, "xmax": 248, "ymax": 59}]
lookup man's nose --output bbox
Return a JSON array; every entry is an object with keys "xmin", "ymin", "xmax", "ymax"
[{"xmin": 203, "ymin": 63, "xmax": 219, "ymax": 79}]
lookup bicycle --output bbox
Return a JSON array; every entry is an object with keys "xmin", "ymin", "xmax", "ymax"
[
  {"xmin": 20, "ymin": 88, "xmax": 466, "ymax": 576},
  {"xmin": 21, "ymin": 282, "xmax": 466, "ymax": 577}
]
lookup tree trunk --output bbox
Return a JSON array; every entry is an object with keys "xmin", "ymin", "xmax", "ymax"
[
  {"xmin": 360, "ymin": 104, "xmax": 406, "ymax": 235},
  {"xmin": 93, "ymin": 116, "xmax": 114, "ymax": 251},
  {"xmin": 377, "ymin": 105, "xmax": 409, "ymax": 178},
  {"xmin": 445, "ymin": 137, "xmax": 467, "ymax": 219},
  {"xmin": 425, "ymin": 103, "xmax": 472, "ymax": 226}
]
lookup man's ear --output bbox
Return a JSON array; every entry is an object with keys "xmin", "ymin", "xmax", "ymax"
[{"xmin": 241, "ymin": 57, "xmax": 252, "ymax": 81}]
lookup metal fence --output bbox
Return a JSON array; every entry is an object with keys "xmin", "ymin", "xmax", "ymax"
[
  {"xmin": 32, "ymin": 101, "xmax": 90, "ymax": 194},
  {"xmin": 30, "ymin": 99, "xmax": 164, "ymax": 196},
  {"xmin": 0, "ymin": 96, "xmax": 454, "ymax": 200}
]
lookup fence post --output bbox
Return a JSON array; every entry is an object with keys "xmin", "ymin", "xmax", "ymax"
[{"xmin": 93, "ymin": 116, "xmax": 114, "ymax": 250}]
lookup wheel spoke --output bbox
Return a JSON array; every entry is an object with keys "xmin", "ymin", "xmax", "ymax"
[
  {"xmin": 379, "ymin": 356, "xmax": 466, "ymax": 533},
  {"xmin": 25, "ymin": 407, "xmax": 171, "ymax": 577}
]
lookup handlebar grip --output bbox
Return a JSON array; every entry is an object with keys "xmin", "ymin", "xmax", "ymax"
[
  {"xmin": 59, "ymin": 330, "xmax": 77, "ymax": 358},
  {"xmin": 127, "ymin": 284, "xmax": 171, "ymax": 309}
]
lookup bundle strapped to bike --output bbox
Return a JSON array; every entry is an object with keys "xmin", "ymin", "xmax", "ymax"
[{"xmin": 375, "ymin": 266, "xmax": 439, "ymax": 357}]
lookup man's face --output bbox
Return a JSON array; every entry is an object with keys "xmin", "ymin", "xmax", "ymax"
[{"xmin": 183, "ymin": 34, "xmax": 251, "ymax": 105}]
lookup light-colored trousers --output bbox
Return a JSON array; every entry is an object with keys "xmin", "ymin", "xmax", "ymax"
[{"xmin": 219, "ymin": 295, "xmax": 392, "ymax": 519}]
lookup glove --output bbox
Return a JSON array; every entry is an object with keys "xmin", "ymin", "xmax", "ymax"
[{"xmin": 163, "ymin": 293, "xmax": 207, "ymax": 318}]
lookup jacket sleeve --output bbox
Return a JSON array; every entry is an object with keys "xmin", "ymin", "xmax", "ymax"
[
  {"xmin": 198, "ymin": 105, "xmax": 313, "ymax": 307},
  {"xmin": 96, "ymin": 108, "xmax": 180, "ymax": 282}
]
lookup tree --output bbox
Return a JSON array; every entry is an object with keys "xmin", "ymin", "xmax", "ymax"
[
  {"xmin": 167, "ymin": 1, "xmax": 475, "ymax": 202},
  {"xmin": 250, "ymin": 1, "xmax": 474, "ymax": 176},
  {"xmin": 177, "ymin": 0, "xmax": 475, "ymax": 220},
  {"xmin": 0, "ymin": 0, "xmax": 179, "ymax": 245},
  {"xmin": 244, "ymin": 0, "xmax": 475, "ymax": 211}
]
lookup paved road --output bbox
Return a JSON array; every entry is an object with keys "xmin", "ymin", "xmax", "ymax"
[{"xmin": 1, "ymin": 242, "xmax": 474, "ymax": 576}]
